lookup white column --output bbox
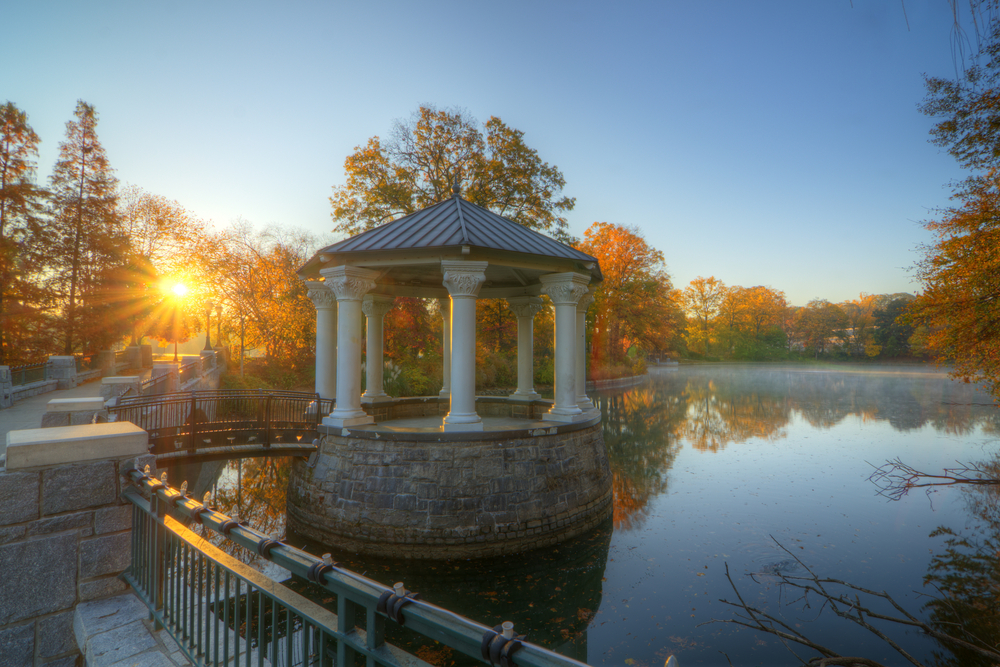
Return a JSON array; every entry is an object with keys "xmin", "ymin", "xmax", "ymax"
[
  {"xmin": 540, "ymin": 272, "xmax": 591, "ymax": 423},
  {"xmin": 507, "ymin": 296, "xmax": 543, "ymax": 401},
  {"xmin": 306, "ymin": 281, "xmax": 337, "ymax": 400},
  {"xmin": 320, "ymin": 266, "xmax": 378, "ymax": 427},
  {"xmin": 576, "ymin": 290, "xmax": 596, "ymax": 411},
  {"xmin": 362, "ymin": 294, "xmax": 396, "ymax": 403},
  {"xmin": 441, "ymin": 260, "xmax": 487, "ymax": 432},
  {"xmin": 438, "ymin": 298, "xmax": 451, "ymax": 399}
]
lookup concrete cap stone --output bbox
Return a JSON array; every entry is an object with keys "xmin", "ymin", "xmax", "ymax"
[
  {"xmin": 47, "ymin": 397, "xmax": 105, "ymax": 412},
  {"xmin": 101, "ymin": 376, "xmax": 141, "ymax": 385},
  {"xmin": 5, "ymin": 422, "xmax": 148, "ymax": 469}
]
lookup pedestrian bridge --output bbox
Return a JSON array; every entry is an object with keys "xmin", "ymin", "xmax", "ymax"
[{"xmin": 109, "ymin": 390, "xmax": 332, "ymax": 464}]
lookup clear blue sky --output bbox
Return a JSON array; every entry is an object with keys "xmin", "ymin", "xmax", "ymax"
[{"xmin": 3, "ymin": 1, "xmax": 977, "ymax": 306}]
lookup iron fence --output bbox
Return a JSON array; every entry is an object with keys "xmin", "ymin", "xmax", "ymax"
[
  {"xmin": 123, "ymin": 469, "xmax": 589, "ymax": 667},
  {"xmin": 141, "ymin": 373, "xmax": 170, "ymax": 397},
  {"xmin": 9, "ymin": 361, "xmax": 48, "ymax": 386},
  {"xmin": 76, "ymin": 353, "xmax": 97, "ymax": 372},
  {"xmin": 110, "ymin": 390, "xmax": 334, "ymax": 456},
  {"xmin": 180, "ymin": 360, "xmax": 199, "ymax": 385}
]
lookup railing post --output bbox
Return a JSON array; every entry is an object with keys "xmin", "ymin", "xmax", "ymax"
[
  {"xmin": 151, "ymin": 489, "xmax": 167, "ymax": 630},
  {"xmin": 189, "ymin": 392, "xmax": 197, "ymax": 451},
  {"xmin": 265, "ymin": 394, "xmax": 272, "ymax": 448}
]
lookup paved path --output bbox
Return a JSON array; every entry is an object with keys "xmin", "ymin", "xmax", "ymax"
[{"xmin": 0, "ymin": 370, "xmax": 150, "ymax": 457}]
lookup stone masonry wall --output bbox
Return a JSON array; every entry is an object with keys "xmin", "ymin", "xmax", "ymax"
[
  {"xmin": 287, "ymin": 420, "xmax": 611, "ymax": 559},
  {"xmin": 0, "ymin": 452, "xmax": 154, "ymax": 667}
]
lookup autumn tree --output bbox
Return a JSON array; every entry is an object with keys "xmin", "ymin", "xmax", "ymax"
[
  {"xmin": 681, "ymin": 276, "xmax": 726, "ymax": 356},
  {"xmin": 873, "ymin": 294, "xmax": 916, "ymax": 358},
  {"xmin": 194, "ymin": 220, "xmax": 319, "ymax": 371},
  {"xmin": 47, "ymin": 101, "xmax": 122, "ymax": 354},
  {"xmin": 794, "ymin": 299, "xmax": 848, "ymax": 358},
  {"xmin": 118, "ymin": 184, "xmax": 202, "ymax": 270},
  {"xmin": 0, "ymin": 102, "xmax": 47, "ymax": 364},
  {"xmin": 330, "ymin": 105, "xmax": 575, "ymax": 241},
  {"xmin": 576, "ymin": 222, "xmax": 677, "ymax": 365}
]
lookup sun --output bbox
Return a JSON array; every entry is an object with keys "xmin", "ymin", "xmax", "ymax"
[{"xmin": 170, "ymin": 282, "xmax": 188, "ymax": 298}]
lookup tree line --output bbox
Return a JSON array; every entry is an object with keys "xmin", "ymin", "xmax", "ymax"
[{"xmin": 0, "ymin": 99, "xmax": 320, "ymax": 377}]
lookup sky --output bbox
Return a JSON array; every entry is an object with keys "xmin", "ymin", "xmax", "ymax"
[{"xmin": 2, "ymin": 1, "xmax": 983, "ymax": 306}]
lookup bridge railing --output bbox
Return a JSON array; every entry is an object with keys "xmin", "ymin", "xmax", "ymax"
[
  {"xmin": 123, "ymin": 468, "xmax": 586, "ymax": 667},
  {"xmin": 110, "ymin": 390, "xmax": 335, "ymax": 456}
]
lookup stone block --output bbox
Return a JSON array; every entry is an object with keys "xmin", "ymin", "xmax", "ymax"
[
  {"xmin": 95, "ymin": 505, "xmax": 132, "ymax": 534},
  {"xmin": 85, "ymin": 618, "xmax": 156, "ymax": 666},
  {"xmin": 42, "ymin": 461, "xmax": 117, "ymax": 515},
  {"xmin": 0, "ymin": 621, "xmax": 34, "ymax": 667},
  {"xmin": 38, "ymin": 610, "xmax": 77, "ymax": 658},
  {"xmin": 7, "ymin": 422, "xmax": 148, "ymax": 471},
  {"xmin": 74, "ymin": 594, "xmax": 148, "ymax": 642},
  {"xmin": 79, "ymin": 576, "xmax": 128, "ymax": 601},
  {"xmin": 39, "ymin": 656, "xmax": 77, "ymax": 667},
  {"xmin": 0, "ymin": 533, "xmax": 77, "ymax": 624},
  {"xmin": 26, "ymin": 511, "xmax": 93, "ymax": 538},
  {"xmin": 47, "ymin": 397, "xmax": 105, "ymax": 413},
  {"xmin": 80, "ymin": 532, "xmax": 131, "ymax": 578},
  {"xmin": 40, "ymin": 412, "xmax": 71, "ymax": 428},
  {"xmin": 0, "ymin": 525, "xmax": 26, "ymax": 545},
  {"xmin": 0, "ymin": 472, "xmax": 39, "ymax": 525}
]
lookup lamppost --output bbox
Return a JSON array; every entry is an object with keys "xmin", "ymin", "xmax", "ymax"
[
  {"xmin": 204, "ymin": 300, "xmax": 214, "ymax": 351},
  {"xmin": 215, "ymin": 302, "xmax": 223, "ymax": 348},
  {"xmin": 170, "ymin": 282, "xmax": 188, "ymax": 363}
]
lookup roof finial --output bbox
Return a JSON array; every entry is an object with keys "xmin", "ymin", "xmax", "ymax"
[{"xmin": 451, "ymin": 177, "xmax": 461, "ymax": 197}]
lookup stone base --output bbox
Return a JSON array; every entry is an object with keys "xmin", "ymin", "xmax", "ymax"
[
  {"xmin": 322, "ymin": 413, "xmax": 374, "ymax": 428},
  {"xmin": 442, "ymin": 420, "xmax": 485, "ymax": 432},
  {"xmin": 287, "ymin": 419, "xmax": 611, "ymax": 559}
]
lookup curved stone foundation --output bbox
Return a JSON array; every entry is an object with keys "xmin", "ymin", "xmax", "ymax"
[{"xmin": 286, "ymin": 416, "xmax": 611, "ymax": 559}]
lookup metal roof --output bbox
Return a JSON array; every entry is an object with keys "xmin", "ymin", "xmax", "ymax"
[{"xmin": 319, "ymin": 195, "xmax": 598, "ymax": 264}]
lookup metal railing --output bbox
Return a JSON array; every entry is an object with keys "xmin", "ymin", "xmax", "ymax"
[
  {"xmin": 110, "ymin": 390, "xmax": 335, "ymax": 456},
  {"xmin": 140, "ymin": 373, "xmax": 170, "ymax": 397},
  {"xmin": 180, "ymin": 360, "xmax": 199, "ymax": 385},
  {"xmin": 115, "ymin": 349, "xmax": 129, "ymax": 365},
  {"xmin": 10, "ymin": 361, "xmax": 48, "ymax": 386},
  {"xmin": 75, "ymin": 353, "xmax": 97, "ymax": 372},
  {"xmin": 123, "ymin": 468, "xmax": 588, "ymax": 667}
]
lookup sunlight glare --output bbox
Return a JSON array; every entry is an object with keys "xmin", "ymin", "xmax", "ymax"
[{"xmin": 171, "ymin": 282, "xmax": 188, "ymax": 298}]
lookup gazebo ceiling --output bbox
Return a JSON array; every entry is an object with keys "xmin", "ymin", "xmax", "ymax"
[{"xmin": 299, "ymin": 194, "xmax": 602, "ymax": 299}]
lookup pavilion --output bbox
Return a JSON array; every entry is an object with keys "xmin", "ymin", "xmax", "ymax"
[
  {"xmin": 296, "ymin": 186, "xmax": 603, "ymax": 431},
  {"xmin": 288, "ymin": 187, "xmax": 612, "ymax": 559}
]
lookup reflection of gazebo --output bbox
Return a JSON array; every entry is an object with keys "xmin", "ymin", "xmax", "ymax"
[
  {"xmin": 289, "ymin": 187, "xmax": 612, "ymax": 560},
  {"xmin": 297, "ymin": 186, "xmax": 603, "ymax": 430}
]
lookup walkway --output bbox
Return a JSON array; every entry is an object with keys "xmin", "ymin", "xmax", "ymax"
[{"xmin": 0, "ymin": 370, "xmax": 150, "ymax": 461}]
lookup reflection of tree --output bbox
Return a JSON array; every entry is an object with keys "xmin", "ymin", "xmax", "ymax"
[
  {"xmin": 598, "ymin": 387, "xmax": 684, "ymax": 530},
  {"xmin": 678, "ymin": 374, "xmax": 790, "ymax": 452},
  {"xmin": 207, "ymin": 457, "xmax": 292, "ymax": 565},
  {"xmin": 655, "ymin": 367, "xmax": 1000, "ymax": 450},
  {"xmin": 288, "ymin": 517, "xmax": 613, "ymax": 663},
  {"xmin": 923, "ymin": 456, "xmax": 1000, "ymax": 667}
]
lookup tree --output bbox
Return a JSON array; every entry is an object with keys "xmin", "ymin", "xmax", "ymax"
[
  {"xmin": 794, "ymin": 299, "xmax": 848, "ymax": 358},
  {"xmin": 914, "ymin": 13, "xmax": 1000, "ymax": 396},
  {"xmin": 330, "ymin": 105, "xmax": 575, "ymax": 241},
  {"xmin": 0, "ymin": 102, "xmax": 46, "ymax": 364},
  {"xmin": 47, "ymin": 101, "xmax": 121, "ymax": 355},
  {"xmin": 576, "ymin": 222, "xmax": 678, "ymax": 365},
  {"xmin": 681, "ymin": 276, "xmax": 726, "ymax": 356},
  {"xmin": 194, "ymin": 220, "xmax": 318, "ymax": 368},
  {"xmin": 118, "ymin": 184, "xmax": 202, "ymax": 271},
  {"xmin": 873, "ymin": 294, "xmax": 916, "ymax": 358}
]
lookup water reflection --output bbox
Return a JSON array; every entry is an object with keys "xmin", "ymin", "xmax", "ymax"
[
  {"xmin": 923, "ymin": 454, "xmax": 1000, "ymax": 666},
  {"xmin": 650, "ymin": 365, "xmax": 1000, "ymax": 454},
  {"xmin": 598, "ymin": 387, "xmax": 683, "ymax": 530}
]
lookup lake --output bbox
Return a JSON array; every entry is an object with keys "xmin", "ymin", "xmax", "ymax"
[{"xmin": 190, "ymin": 364, "xmax": 1000, "ymax": 666}]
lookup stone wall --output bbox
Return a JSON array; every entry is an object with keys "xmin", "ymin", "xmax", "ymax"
[
  {"xmin": 0, "ymin": 424, "xmax": 152, "ymax": 667},
  {"xmin": 287, "ymin": 418, "xmax": 612, "ymax": 559}
]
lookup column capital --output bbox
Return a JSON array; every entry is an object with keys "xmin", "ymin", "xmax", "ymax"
[
  {"xmin": 320, "ymin": 265, "xmax": 379, "ymax": 301},
  {"xmin": 540, "ymin": 272, "xmax": 591, "ymax": 306},
  {"xmin": 507, "ymin": 296, "xmax": 544, "ymax": 319},
  {"xmin": 577, "ymin": 287, "xmax": 597, "ymax": 313},
  {"xmin": 362, "ymin": 294, "xmax": 396, "ymax": 319},
  {"xmin": 305, "ymin": 281, "xmax": 337, "ymax": 310},
  {"xmin": 441, "ymin": 260, "xmax": 488, "ymax": 297}
]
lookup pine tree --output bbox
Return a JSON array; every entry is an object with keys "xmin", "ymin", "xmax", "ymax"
[
  {"xmin": 48, "ymin": 101, "xmax": 121, "ymax": 355},
  {"xmin": 0, "ymin": 102, "xmax": 46, "ymax": 365}
]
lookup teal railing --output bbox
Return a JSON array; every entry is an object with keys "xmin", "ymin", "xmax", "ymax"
[{"xmin": 122, "ymin": 468, "xmax": 589, "ymax": 667}]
